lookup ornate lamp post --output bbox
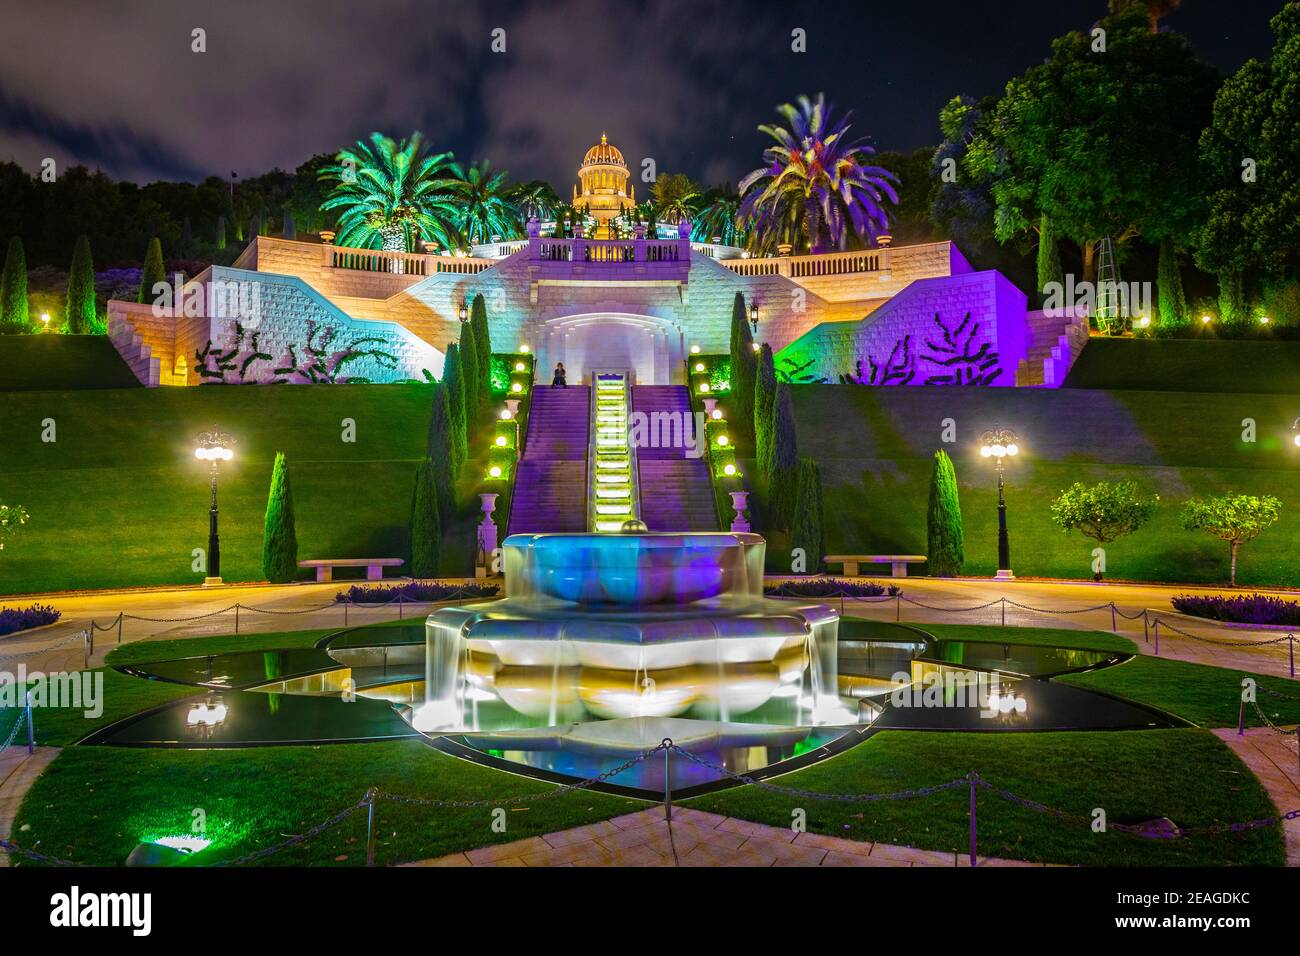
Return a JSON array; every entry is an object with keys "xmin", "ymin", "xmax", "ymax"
[
  {"xmin": 194, "ymin": 429, "xmax": 235, "ymax": 586},
  {"xmin": 979, "ymin": 427, "xmax": 1020, "ymax": 580}
]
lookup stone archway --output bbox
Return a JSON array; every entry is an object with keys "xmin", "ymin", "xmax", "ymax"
[{"xmin": 535, "ymin": 312, "xmax": 685, "ymax": 385}]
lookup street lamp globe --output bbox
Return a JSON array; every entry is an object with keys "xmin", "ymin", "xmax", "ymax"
[{"xmin": 194, "ymin": 429, "xmax": 235, "ymax": 587}]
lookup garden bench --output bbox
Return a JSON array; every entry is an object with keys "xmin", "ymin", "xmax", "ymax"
[
  {"xmin": 297, "ymin": 558, "xmax": 404, "ymax": 583},
  {"xmin": 823, "ymin": 554, "xmax": 927, "ymax": 578}
]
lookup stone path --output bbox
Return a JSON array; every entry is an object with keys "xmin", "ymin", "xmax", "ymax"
[
  {"xmin": 407, "ymin": 807, "xmax": 1046, "ymax": 868},
  {"xmin": 0, "ymin": 745, "xmax": 60, "ymax": 868},
  {"xmin": 1212, "ymin": 726, "xmax": 1300, "ymax": 866}
]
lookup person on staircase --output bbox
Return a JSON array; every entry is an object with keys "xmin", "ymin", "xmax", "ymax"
[{"xmin": 551, "ymin": 362, "xmax": 568, "ymax": 388}]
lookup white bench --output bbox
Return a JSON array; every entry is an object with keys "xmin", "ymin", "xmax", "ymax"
[
  {"xmin": 298, "ymin": 558, "xmax": 404, "ymax": 583},
  {"xmin": 824, "ymin": 554, "xmax": 927, "ymax": 577}
]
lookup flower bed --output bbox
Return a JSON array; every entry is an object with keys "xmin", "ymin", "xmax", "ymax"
[
  {"xmin": 765, "ymin": 578, "xmax": 900, "ymax": 598},
  {"xmin": 334, "ymin": 580, "xmax": 500, "ymax": 605},
  {"xmin": 0, "ymin": 604, "xmax": 61, "ymax": 637},
  {"xmin": 1170, "ymin": 593, "xmax": 1300, "ymax": 627}
]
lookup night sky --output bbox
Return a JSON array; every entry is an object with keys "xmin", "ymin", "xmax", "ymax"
[{"xmin": 0, "ymin": 0, "xmax": 1286, "ymax": 189}]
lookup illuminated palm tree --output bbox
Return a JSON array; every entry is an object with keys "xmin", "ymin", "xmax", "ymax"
[
  {"xmin": 692, "ymin": 187, "xmax": 745, "ymax": 246},
  {"xmin": 453, "ymin": 161, "xmax": 520, "ymax": 245},
  {"xmin": 508, "ymin": 180, "xmax": 561, "ymax": 226},
  {"xmin": 739, "ymin": 94, "xmax": 898, "ymax": 255},
  {"xmin": 319, "ymin": 132, "xmax": 462, "ymax": 252}
]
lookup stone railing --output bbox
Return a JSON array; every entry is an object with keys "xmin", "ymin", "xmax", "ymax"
[
  {"xmin": 322, "ymin": 243, "xmax": 496, "ymax": 276},
  {"xmin": 531, "ymin": 236, "xmax": 685, "ymax": 265},
  {"xmin": 470, "ymin": 239, "xmax": 529, "ymax": 259},
  {"xmin": 720, "ymin": 247, "xmax": 887, "ymax": 278}
]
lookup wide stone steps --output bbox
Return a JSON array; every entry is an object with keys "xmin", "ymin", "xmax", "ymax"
[
  {"xmin": 507, "ymin": 385, "xmax": 591, "ymax": 535},
  {"xmin": 630, "ymin": 385, "xmax": 718, "ymax": 531}
]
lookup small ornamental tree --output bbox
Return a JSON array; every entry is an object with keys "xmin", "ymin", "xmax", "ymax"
[
  {"xmin": 729, "ymin": 292, "xmax": 756, "ymax": 443},
  {"xmin": 410, "ymin": 457, "xmax": 442, "ymax": 578},
  {"xmin": 926, "ymin": 450, "xmax": 964, "ymax": 576},
  {"xmin": 442, "ymin": 342, "xmax": 467, "ymax": 478},
  {"xmin": 458, "ymin": 314, "xmax": 481, "ymax": 429},
  {"xmin": 1181, "ymin": 493, "xmax": 1282, "ymax": 586},
  {"xmin": 1, "ymin": 237, "xmax": 31, "ymax": 334},
  {"xmin": 0, "ymin": 503, "xmax": 30, "ymax": 551},
  {"xmin": 138, "ymin": 237, "xmax": 166, "ymax": 305},
  {"xmin": 754, "ymin": 343, "xmax": 777, "ymax": 477},
  {"xmin": 261, "ymin": 452, "xmax": 298, "ymax": 583},
  {"xmin": 769, "ymin": 383, "xmax": 799, "ymax": 530},
  {"xmin": 1050, "ymin": 481, "xmax": 1158, "ymax": 580},
  {"xmin": 426, "ymin": 383, "xmax": 457, "ymax": 523},
  {"xmin": 470, "ymin": 293, "xmax": 492, "ymax": 405},
  {"xmin": 790, "ymin": 457, "xmax": 825, "ymax": 573},
  {"xmin": 65, "ymin": 234, "xmax": 98, "ymax": 334}
]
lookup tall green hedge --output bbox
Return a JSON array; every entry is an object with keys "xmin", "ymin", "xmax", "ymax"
[
  {"xmin": 471, "ymin": 293, "xmax": 492, "ymax": 407},
  {"xmin": 409, "ymin": 457, "xmax": 441, "ymax": 578},
  {"xmin": 442, "ymin": 342, "xmax": 467, "ymax": 479},
  {"xmin": 426, "ymin": 383, "xmax": 457, "ymax": 523},
  {"xmin": 1036, "ymin": 213, "xmax": 1063, "ymax": 306},
  {"xmin": 0, "ymin": 237, "xmax": 30, "ymax": 334},
  {"xmin": 729, "ymin": 292, "xmax": 756, "ymax": 444},
  {"xmin": 769, "ymin": 383, "xmax": 799, "ymax": 531},
  {"xmin": 458, "ymin": 315, "xmax": 480, "ymax": 429},
  {"xmin": 926, "ymin": 449, "xmax": 964, "ymax": 576},
  {"xmin": 754, "ymin": 343, "xmax": 777, "ymax": 478},
  {"xmin": 65, "ymin": 235, "xmax": 98, "ymax": 334},
  {"xmin": 790, "ymin": 456, "xmax": 825, "ymax": 573},
  {"xmin": 138, "ymin": 237, "xmax": 166, "ymax": 305},
  {"xmin": 261, "ymin": 452, "xmax": 298, "ymax": 583}
]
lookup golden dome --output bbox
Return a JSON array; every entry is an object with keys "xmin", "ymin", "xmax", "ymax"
[{"xmin": 582, "ymin": 132, "xmax": 626, "ymax": 168}]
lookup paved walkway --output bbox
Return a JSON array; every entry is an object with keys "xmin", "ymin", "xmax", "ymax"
[
  {"xmin": 406, "ymin": 807, "xmax": 1045, "ymax": 868},
  {"xmin": 0, "ymin": 746, "xmax": 60, "ymax": 868},
  {"xmin": 1213, "ymin": 727, "xmax": 1300, "ymax": 866}
]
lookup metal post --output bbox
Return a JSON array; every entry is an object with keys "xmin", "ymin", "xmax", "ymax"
[
  {"xmin": 662, "ymin": 738, "xmax": 673, "ymax": 822},
  {"xmin": 895, "ymin": 592, "xmax": 901, "ymax": 622},
  {"xmin": 1290, "ymin": 635, "xmax": 1295, "ymax": 679},
  {"xmin": 996, "ymin": 470, "xmax": 1010, "ymax": 572},
  {"xmin": 344, "ymin": 601, "xmax": 349, "ymax": 627},
  {"xmin": 1238, "ymin": 696, "xmax": 1245, "ymax": 736},
  {"xmin": 24, "ymin": 691, "xmax": 34, "ymax": 754},
  {"xmin": 1153, "ymin": 620, "xmax": 1159, "ymax": 656},
  {"xmin": 1142, "ymin": 610, "xmax": 1149, "ymax": 644},
  {"xmin": 398, "ymin": 594, "xmax": 404, "ymax": 620},
  {"xmin": 208, "ymin": 464, "xmax": 221, "ymax": 580},
  {"xmin": 1110, "ymin": 604, "xmax": 1117, "ymax": 633},
  {"xmin": 117, "ymin": 612, "xmax": 123, "ymax": 644},
  {"xmin": 83, "ymin": 630, "xmax": 90, "ymax": 669},
  {"xmin": 234, "ymin": 604, "xmax": 240, "ymax": 634},
  {"xmin": 1000, "ymin": 597, "xmax": 1006, "ymax": 627},
  {"xmin": 365, "ymin": 789, "xmax": 376, "ymax": 867},
  {"xmin": 968, "ymin": 772, "xmax": 977, "ymax": 867}
]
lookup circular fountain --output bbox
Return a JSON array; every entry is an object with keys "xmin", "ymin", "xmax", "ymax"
[{"xmin": 414, "ymin": 531, "xmax": 844, "ymax": 732}]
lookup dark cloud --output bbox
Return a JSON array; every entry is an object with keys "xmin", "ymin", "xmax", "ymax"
[{"xmin": 0, "ymin": 0, "xmax": 1282, "ymax": 187}]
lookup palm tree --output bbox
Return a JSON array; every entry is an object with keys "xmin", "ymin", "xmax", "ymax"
[
  {"xmin": 692, "ymin": 187, "xmax": 745, "ymax": 246},
  {"xmin": 508, "ymin": 180, "xmax": 561, "ymax": 227},
  {"xmin": 453, "ymin": 161, "xmax": 520, "ymax": 245},
  {"xmin": 739, "ymin": 94, "xmax": 899, "ymax": 255},
  {"xmin": 319, "ymin": 132, "xmax": 463, "ymax": 252}
]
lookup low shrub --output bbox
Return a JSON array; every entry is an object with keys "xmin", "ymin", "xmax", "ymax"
[
  {"xmin": 1170, "ymin": 592, "xmax": 1300, "ymax": 626},
  {"xmin": 0, "ymin": 603, "xmax": 61, "ymax": 637},
  {"xmin": 765, "ymin": 578, "xmax": 900, "ymax": 598},
  {"xmin": 334, "ymin": 580, "xmax": 500, "ymax": 605}
]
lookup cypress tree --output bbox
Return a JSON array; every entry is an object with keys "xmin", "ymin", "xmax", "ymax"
[
  {"xmin": 470, "ymin": 293, "xmax": 492, "ymax": 404},
  {"xmin": 926, "ymin": 449, "xmax": 964, "ymax": 576},
  {"xmin": 138, "ymin": 237, "xmax": 166, "ymax": 305},
  {"xmin": 65, "ymin": 235, "xmax": 98, "ymax": 334},
  {"xmin": 754, "ymin": 343, "xmax": 777, "ymax": 478},
  {"xmin": 729, "ymin": 292, "xmax": 756, "ymax": 443},
  {"xmin": 0, "ymin": 237, "xmax": 30, "ymax": 334},
  {"xmin": 769, "ymin": 383, "xmax": 799, "ymax": 530},
  {"xmin": 1036, "ymin": 214, "xmax": 1063, "ymax": 306},
  {"xmin": 1157, "ymin": 237, "xmax": 1187, "ymax": 327},
  {"xmin": 442, "ymin": 342, "xmax": 468, "ymax": 479},
  {"xmin": 790, "ymin": 457, "xmax": 825, "ymax": 573},
  {"xmin": 409, "ymin": 457, "xmax": 441, "ymax": 578},
  {"xmin": 261, "ymin": 452, "xmax": 299, "ymax": 583},
  {"xmin": 426, "ymin": 383, "xmax": 457, "ymax": 523},
  {"xmin": 216, "ymin": 215, "xmax": 227, "ymax": 250},
  {"xmin": 458, "ymin": 316, "xmax": 480, "ymax": 432}
]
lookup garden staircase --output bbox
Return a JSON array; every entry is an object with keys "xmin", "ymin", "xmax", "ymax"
[
  {"xmin": 505, "ymin": 384, "xmax": 590, "ymax": 535},
  {"xmin": 590, "ymin": 372, "xmax": 640, "ymax": 532},
  {"xmin": 1015, "ymin": 310, "xmax": 1090, "ymax": 387},
  {"xmin": 630, "ymin": 385, "xmax": 719, "ymax": 531}
]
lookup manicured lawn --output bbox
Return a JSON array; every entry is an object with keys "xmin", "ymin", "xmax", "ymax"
[
  {"xmin": 0, "ymin": 383, "xmax": 486, "ymax": 594},
  {"xmin": 1064, "ymin": 338, "xmax": 1300, "ymax": 394},
  {"xmin": 792, "ymin": 384, "xmax": 1300, "ymax": 586},
  {"xmin": 105, "ymin": 626, "xmax": 347, "ymax": 667},
  {"xmin": 0, "ymin": 335, "xmax": 140, "ymax": 391},
  {"xmin": 913, "ymin": 623, "xmax": 1138, "ymax": 654},
  {"xmin": 23, "ymin": 668, "xmax": 196, "ymax": 746},
  {"xmin": 684, "ymin": 729, "xmax": 1284, "ymax": 866},
  {"xmin": 12, "ymin": 740, "xmax": 646, "ymax": 867},
  {"xmin": 1059, "ymin": 655, "xmax": 1300, "ymax": 728}
]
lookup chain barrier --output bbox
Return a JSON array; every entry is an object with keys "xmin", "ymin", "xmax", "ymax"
[
  {"xmin": 0, "ymin": 708, "xmax": 24, "ymax": 756},
  {"xmin": 0, "ymin": 630, "xmax": 88, "ymax": 666},
  {"xmin": 1150, "ymin": 617, "xmax": 1294, "ymax": 649}
]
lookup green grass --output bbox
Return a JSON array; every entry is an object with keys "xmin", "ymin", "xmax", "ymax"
[
  {"xmin": 911, "ymin": 622, "xmax": 1138, "ymax": 654},
  {"xmin": 12, "ymin": 741, "xmax": 645, "ymax": 867},
  {"xmin": 0, "ymin": 383, "xmax": 487, "ymax": 594},
  {"xmin": 0, "ymin": 335, "xmax": 140, "ymax": 391},
  {"xmin": 21, "ymin": 668, "xmax": 197, "ymax": 746},
  {"xmin": 684, "ymin": 729, "xmax": 1284, "ymax": 866},
  {"xmin": 792, "ymin": 384, "xmax": 1300, "ymax": 586},
  {"xmin": 1065, "ymin": 338, "xmax": 1300, "ymax": 394},
  {"xmin": 1059, "ymin": 654, "xmax": 1300, "ymax": 728},
  {"xmin": 104, "ymin": 626, "xmax": 344, "ymax": 667}
]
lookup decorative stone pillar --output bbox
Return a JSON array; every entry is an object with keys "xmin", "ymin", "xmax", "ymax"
[
  {"xmin": 476, "ymin": 493, "xmax": 500, "ymax": 579},
  {"xmin": 702, "ymin": 397, "xmax": 717, "ymax": 416},
  {"xmin": 505, "ymin": 398, "xmax": 521, "ymax": 417},
  {"xmin": 729, "ymin": 491, "xmax": 750, "ymax": 533}
]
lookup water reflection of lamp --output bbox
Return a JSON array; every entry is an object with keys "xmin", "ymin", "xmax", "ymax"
[{"xmin": 186, "ymin": 697, "xmax": 228, "ymax": 739}]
